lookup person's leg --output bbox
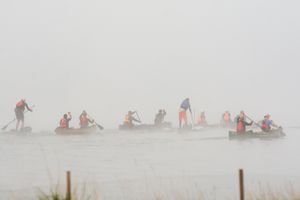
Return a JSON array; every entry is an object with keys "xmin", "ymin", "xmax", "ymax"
[
  {"xmin": 179, "ymin": 112, "xmax": 182, "ymax": 128},
  {"xmin": 20, "ymin": 119, "xmax": 24, "ymax": 130},
  {"xmin": 16, "ymin": 120, "xmax": 20, "ymax": 130},
  {"xmin": 20, "ymin": 112, "xmax": 25, "ymax": 130},
  {"xmin": 183, "ymin": 112, "xmax": 187, "ymax": 126}
]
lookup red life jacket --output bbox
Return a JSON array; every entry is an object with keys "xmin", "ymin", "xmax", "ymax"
[
  {"xmin": 236, "ymin": 120, "xmax": 245, "ymax": 133},
  {"xmin": 261, "ymin": 120, "xmax": 269, "ymax": 130},
  {"xmin": 80, "ymin": 115, "xmax": 89, "ymax": 127},
  {"xmin": 197, "ymin": 115, "xmax": 202, "ymax": 124},
  {"xmin": 16, "ymin": 101, "xmax": 24, "ymax": 108},
  {"xmin": 60, "ymin": 118, "xmax": 67, "ymax": 128}
]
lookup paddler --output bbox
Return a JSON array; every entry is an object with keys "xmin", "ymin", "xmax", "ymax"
[
  {"xmin": 236, "ymin": 111, "xmax": 253, "ymax": 133},
  {"xmin": 179, "ymin": 98, "xmax": 192, "ymax": 128},
  {"xmin": 221, "ymin": 111, "xmax": 232, "ymax": 125},
  {"xmin": 79, "ymin": 110, "xmax": 94, "ymax": 128},
  {"xmin": 197, "ymin": 111, "xmax": 207, "ymax": 126},
  {"xmin": 59, "ymin": 112, "xmax": 72, "ymax": 129},
  {"xmin": 261, "ymin": 114, "xmax": 278, "ymax": 132},
  {"xmin": 15, "ymin": 99, "xmax": 32, "ymax": 131},
  {"xmin": 124, "ymin": 111, "xmax": 141, "ymax": 128},
  {"xmin": 154, "ymin": 109, "xmax": 166, "ymax": 125}
]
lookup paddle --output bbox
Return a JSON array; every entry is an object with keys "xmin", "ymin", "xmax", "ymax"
[
  {"xmin": 2, "ymin": 105, "xmax": 35, "ymax": 131},
  {"xmin": 190, "ymin": 110, "xmax": 194, "ymax": 128},
  {"xmin": 135, "ymin": 111, "xmax": 142, "ymax": 123},
  {"xmin": 87, "ymin": 115, "xmax": 104, "ymax": 130},
  {"xmin": 244, "ymin": 114, "xmax": 262, "ymax": 130},
  {"xmin": 86, "ymin": 115, "xmax": 103, "ymax": 130},
  {"xmin": 95, "ymin": 122, "xmax": 104, "ymax": 130}
]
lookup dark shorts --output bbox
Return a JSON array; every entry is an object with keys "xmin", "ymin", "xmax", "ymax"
[{"xmin": 15, "ymin": 108, "xmax": 24, "ymax": 121}]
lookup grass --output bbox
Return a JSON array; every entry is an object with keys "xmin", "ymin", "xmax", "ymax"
[
  {"xmin": 247, "ymin": 183, "xmax": 300, "ymax": 200},
  {"xmin": 37, "ymin": 185, "xmax": 65, "ymax": 200},
  {"xmin": 34, "ymin": 182, "xmax": 300, "ymax": 200},
  {"xmin": 36, "ymin": 181, "xmax": 97, "ymax": 200}
]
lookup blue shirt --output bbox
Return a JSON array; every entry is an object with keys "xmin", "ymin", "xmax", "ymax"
[
  {"xmin": 265, "ymin": 119, "xmax": 273, "ymax": 126},
  {"xmin": 180, "ymin": 99, "xmax": 191, "ymax": 111}
]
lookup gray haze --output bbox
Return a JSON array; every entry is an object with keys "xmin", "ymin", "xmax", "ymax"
[{"xmin": 0, "ymin": 0, "xmax": 300, "ymax": 130}]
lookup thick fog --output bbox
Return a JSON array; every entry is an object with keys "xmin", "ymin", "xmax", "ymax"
[{"xmin": 0, "ymin": 0, "xmax": 299, "ymax": 130}]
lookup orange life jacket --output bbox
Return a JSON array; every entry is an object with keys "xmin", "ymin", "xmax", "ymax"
[
  {"xmin": 223, "ymin": 113, "xmax": 230, "ymax": 122},
  {"xmin": 80, "ymin": 115, "xmax": 89, "ymax": 127},
  {"xmin": 124, "ymin": 115, "xmax": 130, "ymax": 124},
  {"xmin": 60, "ymin": 118, "xmax": 67, "ymax": 128},
  {"xmin": 197, "ymin": 115, "xmax": 202, "ymax": 124},
  {"xmin": 236, "ymin": 120, "xmax": 245, "ymax": 133}
]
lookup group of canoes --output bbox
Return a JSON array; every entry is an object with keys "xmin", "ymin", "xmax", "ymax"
[{"xmin": 2, "ymin": 98, "xmax": 285, "ymax": 139}]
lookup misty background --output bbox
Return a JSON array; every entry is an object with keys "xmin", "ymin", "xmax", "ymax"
[{"xmin": 0, "ymin": 0, "xmax": 299, "ymax": 130}]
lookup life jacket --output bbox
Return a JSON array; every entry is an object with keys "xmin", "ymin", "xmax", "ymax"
[
  {"xmin": 197, "ymin": 115, "xmax": 202, "ymax": 124},
  {"xmin": 60, "ymin": 118, "xmax": 67, "ymax": 128},
  {"xmin": 223, "ymin": 113, "xmax": 230, "ymax": 122},
  {"xmin": 16, "ymin": 101, "xmax": 25, "ymax": 108},
  {"xmin": 124, "ymin": 115, "xmax": 130, "ymax": 124},
  {"xmin": 261, "ymin": 120, "xmax": 269, "ymax": 130},
  {"xmin": 236, "ymin": 119, "xmax": 245, "ymax": 133},
  {"xmin": 80, "ymin": 115, "xmax": 89, "ymax": 127}
]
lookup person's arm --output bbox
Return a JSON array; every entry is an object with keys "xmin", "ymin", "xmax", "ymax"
[
  {"xmin": 25, "ymin": 103, "xmax": 32, "ymax": 112},
  {"xmin": 188, "ymin": 104, "xmax": 192, "ymax": 113},
  {"xmin": 68, "ymin": 112, "xmax": 72, "ymax": 120},
  {"xmin": 270, "ymin": 120, "xmax": 279, "ymax": 128},
  {"xmin": 245, "ymin": 121, "xmax": 253, "ymax": 126}
]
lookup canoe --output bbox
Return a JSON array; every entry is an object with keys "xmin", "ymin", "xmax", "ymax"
[
  {"xmin": 228, "ymin": 127, "xmax": 285, "ymax": 140},
  {"xmin": 55, "ymin": 125, "xmax": 97, "ymax": 135},
  {"xmin": 119, "ymin": 122, "xmax": 172, "ymax": 131}
]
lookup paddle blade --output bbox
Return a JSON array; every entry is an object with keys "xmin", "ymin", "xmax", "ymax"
[
  {"xmin": 96, "ymin": 123, "xmax": 104, "ymax": 130},
  {"xmin": 1, "ymin": 125, "xmax": 8, "ymax": 131}
]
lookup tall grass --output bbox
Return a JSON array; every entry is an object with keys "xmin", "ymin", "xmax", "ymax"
[
  {"xmin": 36, "ymin": 182, "xmax": 96, "ymax": 200},
  {"xmin": 35, "ymin": 182, "xmax": 300, "ymax": 200},
  {"xmin": 247, "ymin": 183, "xmax": 300, "ymax": 200}
]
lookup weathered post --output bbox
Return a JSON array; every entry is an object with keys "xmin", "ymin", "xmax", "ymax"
[
  {"xmin": 239, "ymin": 169, "xmax": 244, "ymax": 200},
  {"xmin": 66, "ymin": 171, "xmax": 71, "ymax": 200}
]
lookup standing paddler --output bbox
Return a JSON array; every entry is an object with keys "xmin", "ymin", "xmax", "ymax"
[
  {"xmin": 179, "ymin": 98, "xmax": 192, "ymax": 128},
  {"xmin": 15, "ymin": 99, "xmax": 33, "ymax": 131}
]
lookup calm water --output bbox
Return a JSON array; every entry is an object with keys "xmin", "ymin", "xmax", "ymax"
[{"xmin": 0, "ymin": 128, "xmax": 299, "ymax": 199}]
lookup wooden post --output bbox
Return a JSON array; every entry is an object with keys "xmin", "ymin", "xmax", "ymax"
[
  {"xmin": 66, "ymin": 171, "xmax": 71, "ymax": 200},
  {"xmin": 239, "ymin": 169, "xmax": 244, "ymax": 200}
]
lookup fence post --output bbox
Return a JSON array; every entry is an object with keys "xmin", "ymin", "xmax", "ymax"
[
  {"xmin": 66, "ymin": 171, "xmax": 71, "ymax": 200},
  {"xmin": 239, "ymin": 169, "xmax": 244, "ymax": 200}
]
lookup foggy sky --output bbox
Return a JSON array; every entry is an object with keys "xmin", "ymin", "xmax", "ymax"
[{"xmin": 0, "ymin": 0, "xmax": 299, "ymax": 130}]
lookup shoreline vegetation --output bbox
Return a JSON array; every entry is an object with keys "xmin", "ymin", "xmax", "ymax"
[
  {"xmin": 27, "ymin": 170, "xmax": 299, "ymax": 200},
  {"xmin": 36, "ymin": 184, "xmax": 300, "ymax": 200}
]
